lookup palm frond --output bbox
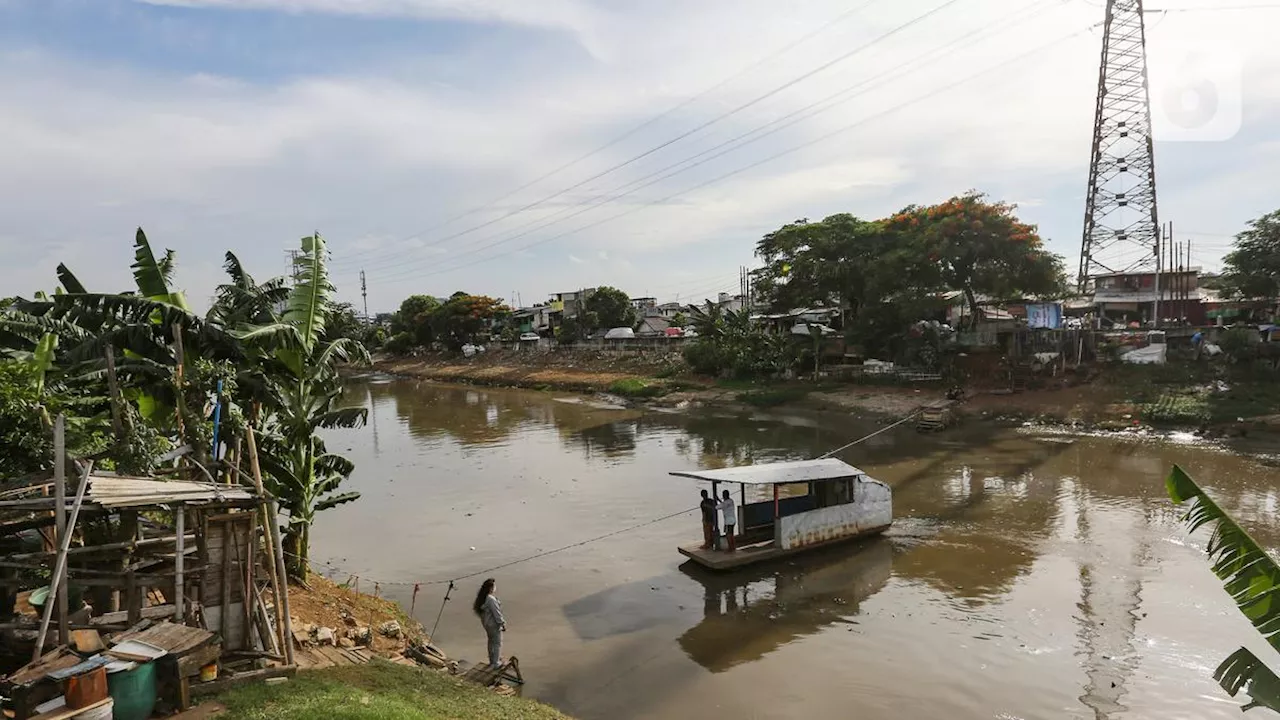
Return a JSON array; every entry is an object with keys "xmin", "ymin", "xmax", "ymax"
[
  {"xmin": 29, "ymin": 333, "xmax": 58, "ymax": 395},
  {"xmin": 1215, "ymin": 648, "xmax": 1280, "ymax": 713},
  {"xmin": 1167, "ymin": 464, "xmax": 1280, "ymax": 709},
  {"xmin": 283, "ymin": 233, "xmax": 332, "ymax": 352},
  {"xmin": 130, "ymin": 228, "xmax": 189, "ymax": 310},
  {"xmin": 315, "ymin": 491, "xmax": 360, "ymax": 513},
  {"xmin": 312, "ymin": 407, "xmax": 367, "ymax": 430},
  {"xmin": 56, "ymin": 264, "xmax": 88, "ymax": 294}
]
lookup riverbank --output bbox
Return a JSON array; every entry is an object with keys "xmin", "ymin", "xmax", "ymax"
[
  {"xmin": 198, "ymin": 575, "xmax": 567, "ymax": 718},
  {"xmin": 370, "ymin": 351, "xmax": 1280, "ymax": 436},
  {"xmin": 212, "ymin": 660, "xmax": 569, "ymax": 719}
]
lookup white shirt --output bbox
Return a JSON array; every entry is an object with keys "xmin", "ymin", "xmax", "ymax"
[{"xmin": 718, "ymin": 497, "xmax": 736, "ymax": 527}]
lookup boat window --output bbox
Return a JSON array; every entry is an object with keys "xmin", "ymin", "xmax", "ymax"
[{"xmin": 813, "ymin": 477, "xmax": 854, "ymax": 508}]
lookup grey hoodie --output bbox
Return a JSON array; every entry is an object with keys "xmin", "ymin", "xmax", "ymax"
[{"xmin": 481, "ymin": 594, "xmax": 506, "ymax": 630}]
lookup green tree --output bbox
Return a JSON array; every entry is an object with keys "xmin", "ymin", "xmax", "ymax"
[
  {"xmin": 754, "ymin": 214, "xmax": 899, "ymax": 320},
  {"xmin": 430, "ymin": 292, "xmax": 508, "ymax": 351},
  {"xmin": 885, "ymin": 192, "xmax": 1066, "ymax": 327},
  {"xmin": 235, "ymin": 234, "xmax": 370, "ymax": 580},
  {"xmin": 583, "ymin": 287, "xmax": 636, "ymax": 331},
  {"xmin": 1222, "ymin": 210, "xmax": 1280, "ymax": 305},
  {"xmin": 390, "ymin": 295, "xmax": 441, "ymax": 348},
  {"xmin": 323, "ymin": 302, "xmax": 364, "ymax": 344},
  {"xmin": 1166, "ymin": 465, "xmax": 1280, "ymax": 713}
]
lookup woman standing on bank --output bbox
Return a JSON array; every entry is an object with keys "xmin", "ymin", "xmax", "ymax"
[{"xmin": 473, "ymin": 578, "xmax": 506, "ymax": 669}]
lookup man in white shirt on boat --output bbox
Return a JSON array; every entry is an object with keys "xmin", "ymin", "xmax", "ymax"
[{"xmin": 718, "ymin": 490, "xmax": 737, "ymax": 552}]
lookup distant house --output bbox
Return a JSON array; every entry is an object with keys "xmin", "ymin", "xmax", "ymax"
[
  {"xmin": 511, "ymin": 305, "xmax": 553, "ymax": 334},
  {"xmin": 1090, "ymin": 269, "xmax": 1205, "ymax": 325},
  {"xmin": 655, "ymin": 302, "xmax": 687, "ymax": 319},
  {"xmin": 636, "ymin": 316, "xmax": 673, "ymax": 337},
  {"xmin": 631, "ymin": 297, "xmax": 658, "ymax": 315},
  {"xmin": 550, "ymin": 289, "xmax": 596, "ymax": 318}
]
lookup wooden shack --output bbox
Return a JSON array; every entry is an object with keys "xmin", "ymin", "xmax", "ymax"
[{"xmin": 0, "ymin": 457, "xmax": 296, "ymax": 718}]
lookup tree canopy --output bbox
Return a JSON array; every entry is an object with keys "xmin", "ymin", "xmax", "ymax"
[
  {"xmin": 583, "ymin": 286, "xmax": 637, "ymax": 331},
  {"xmin": 1222, "ymin": 209, "xmax": 1280, "ymax": 302},
  {"xmin": 754, "ymin": 193, "xmax": 1066, "ymax": 341}
]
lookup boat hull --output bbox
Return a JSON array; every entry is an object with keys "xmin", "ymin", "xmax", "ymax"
[{"xmin": 677, "ymin": 522, "xmax": 891, "ymax": 571}]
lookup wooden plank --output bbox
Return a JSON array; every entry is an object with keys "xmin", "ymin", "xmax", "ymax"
[
  {"xmin": 92, "ymin": 604, "xmax": 175, "ymax": 626},
  {"xmin": 69, "ymin": 630, "xmax": 103, "ymax": 653},
  {"xmin": 177, "ymin": 642, "xmax": 222, "ymax": 679},
  {"xmin": 188, "ymin": 666, "xmax": 296, "ymax": 698},
  {"xmin": 29, "ymin": 696, "xmax": 112, "ymax": 720}
]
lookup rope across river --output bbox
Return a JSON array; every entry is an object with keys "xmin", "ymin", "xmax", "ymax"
[{"xmin": 292, "ymin": 409, "xmax": 922, "ymax": 638}]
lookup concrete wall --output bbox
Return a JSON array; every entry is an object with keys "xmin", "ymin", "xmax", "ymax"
[{"xmin": 776, "ymin": 478, "xmax": 892, "ymax": 551}]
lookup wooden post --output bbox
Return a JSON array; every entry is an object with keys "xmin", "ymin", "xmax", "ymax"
[
  {"xmin": 220, "ymin": 519, "xmax": 231, "ymax": 638},
  {"xmin": 242, "ymin": 523, "xmax": 255, "ymax": 649},
  {"xmin": 174, "ymin": 504, "xmax": 185, "ymax": 624},
  {"xmin": 53, "ymin": 416, "xmax": 69, "ymax": 647},
  {"xmin": 773, "ymin": 484, "xmax": 780, "ymax": 522},
  {"xmin": 245, "ymin": 424, "xmax": 293, "ymax": 665},
  {"xmin": 33, "ymin": 460, "xmax": 93, "ymax": 661},
  {"xmin": 173, "ymin": 322, "xmax": 186, "ymax": 444}
]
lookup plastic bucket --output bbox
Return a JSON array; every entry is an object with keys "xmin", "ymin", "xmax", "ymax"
[{"xmin": 106, "ymin": 661, "xmax": 156, "ymax": 720}]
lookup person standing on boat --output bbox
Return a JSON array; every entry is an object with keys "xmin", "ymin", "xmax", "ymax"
[
  {"xmin": 699, "ymin": 489, "xmax": 718, "ymax": 549},
  {"xmin": 718, "ymin": 489, "xmax": 737, "ymax": 552},
  {"xmin": 473, "ymin": 578, "xmax": 506, "ymax": 669}
]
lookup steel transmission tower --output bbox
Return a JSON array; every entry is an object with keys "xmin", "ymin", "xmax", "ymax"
[{"xmin": 1078, "ymin": 0, "xmax": 1160, "ymax": 289}]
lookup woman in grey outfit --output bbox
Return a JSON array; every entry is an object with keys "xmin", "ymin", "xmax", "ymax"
[{"xmin": 473, "ymin": 577, "xmax": 506, "ymax": 669}]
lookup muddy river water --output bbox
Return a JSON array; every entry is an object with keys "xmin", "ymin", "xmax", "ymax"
[{"xmin": 315, "ymin": 376, "xmax": 1280, "ymax": 719}]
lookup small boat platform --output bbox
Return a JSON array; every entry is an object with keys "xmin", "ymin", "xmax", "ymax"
[
  {"xmin": 454, "ymin": 657, "xmax": 523, "ymax": 689},
  {"xmin": 678, "ymin": 542, "xmax": 788, "ymax": 571}
]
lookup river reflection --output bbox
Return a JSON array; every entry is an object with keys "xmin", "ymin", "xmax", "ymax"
[
  {"xmin": 676, "ymin": 540, "xmax": 893, "ymax": 672},
  {"xmin": 322, "ymin": 377, "xmax": 1280, "ymax": 720}
]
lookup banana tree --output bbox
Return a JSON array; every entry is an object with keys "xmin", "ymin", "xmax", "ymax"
[
  {"xmin": 1166, "ymin": 465, "xmax": 1280, "ymax": 712},
  {"xmin": 234, "ymin": 234, "xmax": 369, "ymax": 579}
]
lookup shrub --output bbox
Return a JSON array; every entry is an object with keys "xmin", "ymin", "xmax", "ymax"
[
  {"xmin": 1220, "ymin": 327, "xmax": 1259, "ymax": 362},
  {"xmin": 384, "ymin": 332, "xmax": 414, "ymax": 355},
  {"xmin": 607, "ymin": 378, "xmax": 665, "ymax": 399}
]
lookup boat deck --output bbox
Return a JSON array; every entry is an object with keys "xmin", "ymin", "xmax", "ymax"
[
  {"xmin": 678, "ymin": 525, "xmax": 891, "ymax": 571},
  {"xmin": 677, "ymin": 540, "xmax": 790, "ymax": 570}
]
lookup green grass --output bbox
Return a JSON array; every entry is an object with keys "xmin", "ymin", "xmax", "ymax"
[
  {"xmin": 1140, "ymin": 389, "xmax": 1211, "ymax": 425},
  {"xmin": 606, "ymin": 378, "xmax": 666, "ymax": 398},
  {"xmin": 213, "ymin": 661, "xmax": 570, "ymax": 720}
]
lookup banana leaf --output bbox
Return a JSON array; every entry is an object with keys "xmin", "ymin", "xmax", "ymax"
[
  {"xmin": 1167, "ymin": 464, "xmax": 1280, "ymax": 712},
  {"xmin": 130, "ymin": 228, "xmax": 190, "ymax": 310},
  {"xmin": 282, "ymin": 233, "xmax": 332, "ymax": 353}
]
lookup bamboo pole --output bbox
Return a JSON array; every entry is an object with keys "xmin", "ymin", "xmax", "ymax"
[
  {"xmin": 53, "ymin": 416, "xmax": 68, "ymax": 646},
  {"xmin": 33, "ymin": 460, "xmax": 93, "ymax": 662},
  {"xmin": 245, "ymin": 424, "xmax": 293, "ymax": 664},
  {"xmin": 174, "ymin": 504, "xmax": 185, "ymax": 623}
]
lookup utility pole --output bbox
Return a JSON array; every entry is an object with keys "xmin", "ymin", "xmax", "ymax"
[
  {"xmin": 1153, "ymin": 223, "xmax": 1162, "ymax": 327},
  {"xmin": 1079, "ymin": 0, "xmax": 1160, "ymax": 290},
  {"xmin": 360, "ymin": 270, "xmax": 369, "ymax": 320}
]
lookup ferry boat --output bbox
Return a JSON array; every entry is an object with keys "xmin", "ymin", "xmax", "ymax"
[{"xmin": 673, "ymin": 458, "xmax": 892, "ymax": 571}]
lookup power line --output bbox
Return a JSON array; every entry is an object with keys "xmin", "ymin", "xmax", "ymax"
[
  {"xmin": 327, "ymin": 2, "xmax": 884, "ymax": 273},
  {"xmin": 362, "ymin": 0, "xmax": 1066, "ymax": 284},
  {"xmin": 375, "ymin": 23, "xmax": 1096, "ymax": 285},
  {"xmin": 338, "ymin": 0, "xmax": 966, "ymax": 277}
]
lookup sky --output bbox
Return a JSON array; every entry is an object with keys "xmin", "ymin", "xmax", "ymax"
[{"xmin": 1, "ymin": 0, "xmax": 1278, "ymax": 314}]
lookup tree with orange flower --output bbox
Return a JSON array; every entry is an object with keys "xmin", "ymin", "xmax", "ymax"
[{"xmin": 887, "ymin": 191, "xmax": 1065, "ymax": 328}]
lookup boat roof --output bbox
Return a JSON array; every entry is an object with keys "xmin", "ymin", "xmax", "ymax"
[{"xmin": 669, "ymin": 458, "xmax": 865, "ymax": 486}]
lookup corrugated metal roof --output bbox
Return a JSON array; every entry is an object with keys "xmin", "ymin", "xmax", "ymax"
[
  {"xmin": 670, "ymin": 458, "xmax": 864, "ymax": 486},
  {"xmin": 88, "ymin": 476, "xmax": 256, "ymax": 508}
]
